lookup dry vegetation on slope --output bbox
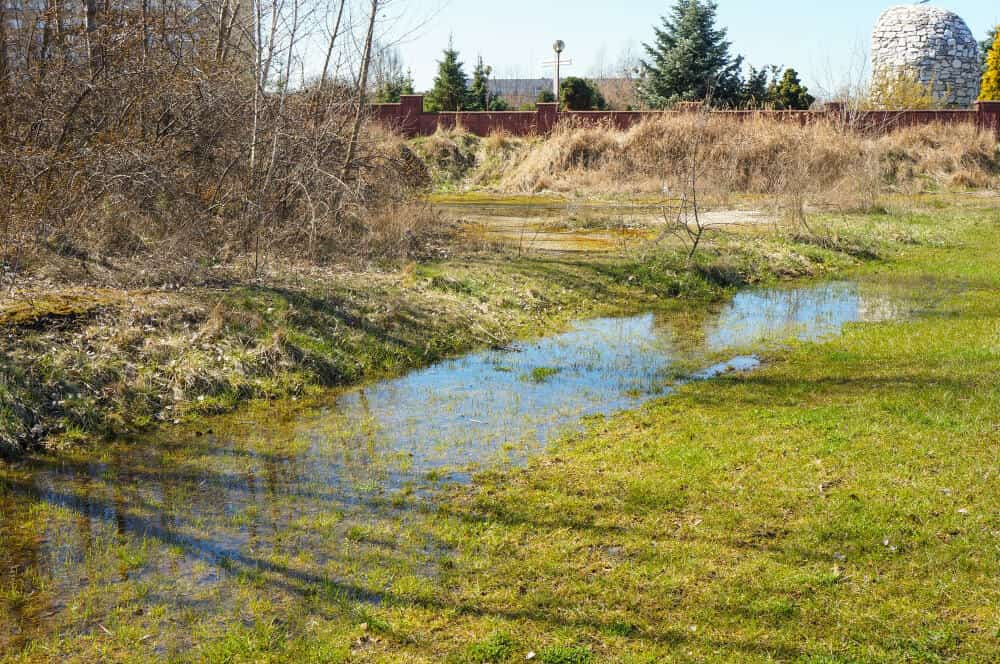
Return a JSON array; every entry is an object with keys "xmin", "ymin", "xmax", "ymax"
[{"xmin": 414, "ymin": 117, "xmax": 1000, "ymax": 202}]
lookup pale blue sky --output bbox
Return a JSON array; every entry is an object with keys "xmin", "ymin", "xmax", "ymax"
[{"xmin": 392, "ymin": 1, "xmax": 998, "ymax": 96}]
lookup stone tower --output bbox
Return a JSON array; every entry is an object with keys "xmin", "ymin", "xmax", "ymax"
[{"xmin": 871, "ymin": 4, "xmax": 981, "ymax": 107}]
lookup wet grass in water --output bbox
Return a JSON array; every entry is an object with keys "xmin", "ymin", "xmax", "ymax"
[{"xmin": 1, "ymin": 198, "xmax": 999, "ymax": 661}]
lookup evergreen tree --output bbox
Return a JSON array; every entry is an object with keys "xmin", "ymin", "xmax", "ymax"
[
  {"xmin": 639, "ymin": 0, "xmax": 743, "ymax": 108},
  {"xmin": 468, "ymin": 57, "xmax": 492, "ymax": 111},
  {"xmin": 426, "ymin": 40, "xmax": 469, "ymax": 111},
  {"xmin": 536, "ymin": 90, "xmax": 556, "ymax": 104},
  {"xmin": 374, "ymin": 70, "xmax": 414, "ymax": 103},
  {"xmin": 766, "ymin": 68, "xmax": 815, "ymax": 110},
  {"xmin": 737, "ymin": 65, "xmax": 776, "ymax": 108},
  {"xmin": 983, "ymin": 27, "xmax": 999, "ymax": 75},
  {"xmin": 981, "ymin": 28, "xmax": 1000, "ymax": 101},
  {"xmin": 559, "ymin": 77, "xmax": 607, "ymax": 110}
]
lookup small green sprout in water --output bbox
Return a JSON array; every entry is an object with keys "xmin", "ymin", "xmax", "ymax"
[
  {"xmin": 352, "ymin": 606, "xmax": 391, "ymax": 633},
  {"xmin": 526, "ymin": 366, "xmax": 561, "ymax": 383},
  {"xmin": 0, "ymin": 584, "xmax": 28, "ymax": 610},
  {"xmin": 115, "ymin": 538, "xmax": 150, "ymax": 572}
]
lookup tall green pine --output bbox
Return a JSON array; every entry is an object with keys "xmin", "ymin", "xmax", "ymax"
[
  {"xmin": 426, "ymin": 40, "xmax": 469, "ymax": 112},
  {"xmin": 640, "ymin": 0, "xmax": 743, "ymax": 107},
  {"xmin": 468, "ymin": 57, "xmax": 491, "ymax": 111},
  {"xmin": 983, "ymin": 27, "xmax": 999, "ymax": 75}
]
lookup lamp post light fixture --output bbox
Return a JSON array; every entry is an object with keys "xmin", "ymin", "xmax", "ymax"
[
  {"xmin": 484, "ymin": 65, "xmax": 493, "ymax": 110},
  {"xmin": 553, "ymin": 40, "xmax": 565, "ymax": 98}
]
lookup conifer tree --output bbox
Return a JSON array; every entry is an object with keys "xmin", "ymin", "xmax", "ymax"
[
  {"xmin": 766, "ymin": 68, "xmax": 815, "ymax": 110},
  {"xmin": 737, "ymin": 65, "xmax": 776, "ymax": 108},
  {"xmin": 374, "ymin": 70, "xmax": 414, "ymax": 103},
  {"xmin": 983, "ymin": 27, "xmax": 999, "ymax": 75},
  {"xmin": 426, "ymin": 39, "xmax": 469, "ymax": 111},
  {"xmin": 980, "ymin": 28, "xmax": 1000, "ymax": 101},
  {"xmin": 559, "ymin": 77, "xmax": 607, "ymax": 110},
  {"xmin": 639, "ymin": 0, "xmax": 742, "ymax": 107},
  {"xmin": 468, "ymin": 57, "xmax": 492, "ymax": 111}
]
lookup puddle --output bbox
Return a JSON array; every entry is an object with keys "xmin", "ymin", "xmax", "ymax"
[
  {"xmin": 436, "ymin": 198, "xmax": 771, "ymax": 252},
  {"xmin": 0, "ymin": 281, "xmax": 903, "ymax": 652}
]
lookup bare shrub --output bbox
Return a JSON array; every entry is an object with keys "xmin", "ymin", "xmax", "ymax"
[{"xmin": 0, "ymin": 0, "xmax": 429, "ymax": 290}]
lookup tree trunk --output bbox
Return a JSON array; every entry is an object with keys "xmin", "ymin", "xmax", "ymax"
[
  {"xmin": 216, "ymin": 0, "xmax": 230, "ymax": 62},
  {"xmin": 339, "ymin": 0, "xmax": 378, "ymax": 185},
  {"xmin": 83, "ymin": 0, "xmax": 102, "ymax": 75},
  {"xmin": 0, "ymin": 2, "xmax": 7, "ymax": 91}
]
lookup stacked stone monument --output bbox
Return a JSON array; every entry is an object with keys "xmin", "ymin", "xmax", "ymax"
[{"xmin": 871, "ymin": 4, "xmax": 981, "ymax": 107}]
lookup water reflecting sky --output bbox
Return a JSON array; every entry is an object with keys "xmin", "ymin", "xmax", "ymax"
[{"xmin": 0, "ymin": 280, "xmax": 903, "ymax": 653}]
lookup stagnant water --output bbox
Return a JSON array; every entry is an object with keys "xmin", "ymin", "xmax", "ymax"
[
  {"xmin": 437, "ymin": 199, "xmax": 771, "ymax": 252},
  {"xmin": 0, "ymin": 281, "xmax": 903, "ymax": 652}
]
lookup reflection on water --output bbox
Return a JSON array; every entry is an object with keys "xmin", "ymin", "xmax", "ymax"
[
  {"xmin": 707, "ymin": 281, "xmax": 899, "ymax": 349},
  {"xmin": 0, "ymin": 281, "xmax": 902, "ymax": 653}
]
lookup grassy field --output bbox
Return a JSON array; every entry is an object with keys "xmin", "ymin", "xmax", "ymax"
[
  {"xmin": 385, "ymin": 203, "xmax": 999, "ymax": 662},
  {"xmin": 1, "ymin": 197, "xmax": 998, "ymax": 662}
]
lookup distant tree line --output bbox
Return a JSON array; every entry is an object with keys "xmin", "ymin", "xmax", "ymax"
[
  {"xmin": 405, "ymin": 1, "xmax": 1000, "ymax": 111},
  {"xmin": 415, "ymin": 0, "xmax": 815, "ymax": 112},
  {"xmin": 424, "ymin": 39, "xmax": 509, "ymax": 111}
]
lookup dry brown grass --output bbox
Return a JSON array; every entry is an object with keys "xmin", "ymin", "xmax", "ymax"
[
  {"xmin": 879, "ymin": 123, "xmax": 1000, "ymax": 190},
  {"xmin": 456, "ymin": 117, "xmax": 998, "ymax": 207}
]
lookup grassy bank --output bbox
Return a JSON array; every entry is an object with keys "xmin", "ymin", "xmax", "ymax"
[
  {"xmin": 1, "ymin": 198, "xmax": 948, "ymax": 458},
  {"xmin": 1, "ymin": 197, "xmax": 998, "ymax": 661},
  {"xmin": 391, "ymin": 204, "xmax": 1000, "ymax": 661},
  {"xmin": 189, "ymin": 195, "xmax": 1000, "ymax": 661}
]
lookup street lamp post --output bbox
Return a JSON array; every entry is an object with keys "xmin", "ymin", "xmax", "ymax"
[
  {"xmin": 543, "ymin": 41, "xmax": 571, "ymax": 108},
  {"xmin": 553, "ymin": 40, "xmax": 565, "ymax": 99},
  {"xmin": 485, "ymin": 65, "xmax": 493, "ymax": 111}
]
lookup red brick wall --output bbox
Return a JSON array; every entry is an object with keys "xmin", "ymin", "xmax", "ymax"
[{"xmin": 373, "ymin": 96, "xmax": 1000, "ymax": 140}]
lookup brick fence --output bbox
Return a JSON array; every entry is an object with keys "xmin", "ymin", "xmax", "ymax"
[{"xmin": 373, "ymin": 95, "xmax": 1000, "ymax": 139}]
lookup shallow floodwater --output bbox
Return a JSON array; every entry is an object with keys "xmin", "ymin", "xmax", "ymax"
[
  {"xmin": 438, "ymin": 199, "xmax": 661, "ymax": 252},
  {"xmin": 0, "ymin": 281, "xmax": 902, "ymax": 652},
  {"xmin": 437, "ymin": 198, "xmax": 770, "ymax": 252}
]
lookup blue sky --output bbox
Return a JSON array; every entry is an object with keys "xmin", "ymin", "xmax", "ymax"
[{"xmin": 392, "ymin": 1, "xmax": 998, "ymax": 96}]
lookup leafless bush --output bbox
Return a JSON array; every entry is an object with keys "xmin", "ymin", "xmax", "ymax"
[{"xmin": 0, "ymin": 0, "xmax": 430, "ymax": 290}]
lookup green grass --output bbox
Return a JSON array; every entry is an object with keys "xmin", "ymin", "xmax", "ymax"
[
  {"xmin": 527, "ymin": 367, "xmax": 561, "ymax": 383},
  {"xmin": 2, "ymin": 196, "xmax": 1000, "ymax": 661},
  {"xmin": 351, "ymin": 199, "xmax": 997, "ymax": 661}
]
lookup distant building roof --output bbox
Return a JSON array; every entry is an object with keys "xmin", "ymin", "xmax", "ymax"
[{"xmin": 489, "ymin": 78, "xmax": 553, "ymax": 98}]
